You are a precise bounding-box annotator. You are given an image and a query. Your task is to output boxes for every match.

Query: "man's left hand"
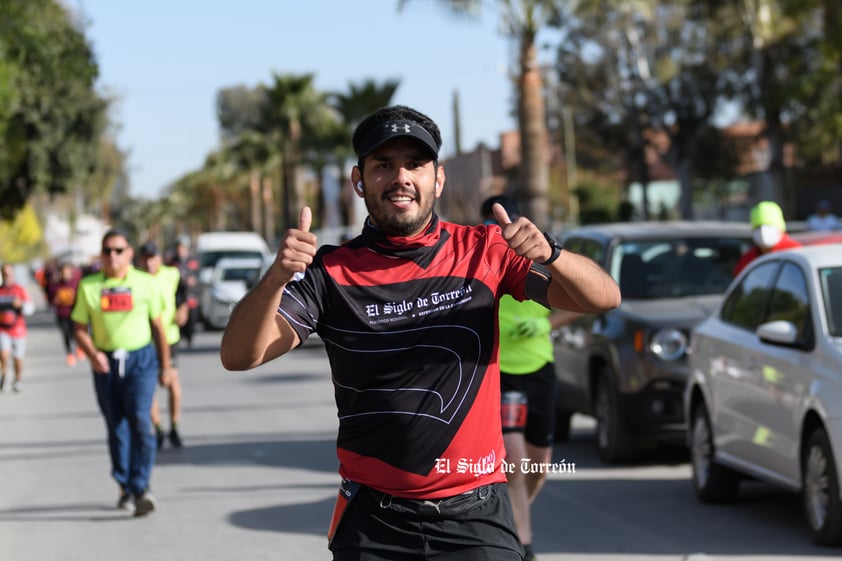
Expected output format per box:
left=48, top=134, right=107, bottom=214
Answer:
left=492, top=203, right=552, bottom=264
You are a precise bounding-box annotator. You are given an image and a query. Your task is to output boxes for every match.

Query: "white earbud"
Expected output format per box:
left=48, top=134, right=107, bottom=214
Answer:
left=355, top=181, right=364, bottom=192
left=435, top=182, right=440, bottom=190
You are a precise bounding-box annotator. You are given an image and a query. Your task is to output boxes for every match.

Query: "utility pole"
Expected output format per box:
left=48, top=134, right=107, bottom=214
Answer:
left=452, top=90, right=462, bottom=156
left=563, top=107, right=579, bottom=227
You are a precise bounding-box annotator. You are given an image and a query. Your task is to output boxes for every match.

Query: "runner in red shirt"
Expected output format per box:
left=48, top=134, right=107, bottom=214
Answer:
left=46, top=262, right=84, bottom=366
left=0, top=263, right=35, bottom=392
left=221, top=105, right=621, bottom=561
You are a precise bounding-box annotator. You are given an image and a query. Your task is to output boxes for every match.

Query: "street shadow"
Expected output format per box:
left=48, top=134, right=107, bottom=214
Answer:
left=154, top=434, right=339, bottom=475
left=531, top=475, right=828, bottom=557
left=247, top=372, right=324, bottom=384
left=228, top=495, right=334, bottom=535
left=25, top=312, right=60, bottom=329
left=176, top=343, right=221, bottom=355
left=0, top=436, right=107, bottom=461
left=0, top=407, right=101, bottom=422
left=177, top=398, right=334, bottom=416
left=177, top=348, right=327, bottom=375
left=0, top=502, right=141, bottom=522
left=525, top=437, right=831, bottom=557
left=554, top=423, right=690, bottom=469
left=156, top=435, right=339, bottom=536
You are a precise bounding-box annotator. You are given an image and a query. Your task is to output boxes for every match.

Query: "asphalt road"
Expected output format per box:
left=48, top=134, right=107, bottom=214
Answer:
left=1, top=312, right=839, bottom=560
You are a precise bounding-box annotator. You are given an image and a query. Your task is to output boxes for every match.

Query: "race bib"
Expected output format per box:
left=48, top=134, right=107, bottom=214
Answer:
left=100, top=287, right=133, bottom=312
left=0, top=309, right=16, bottom=328
left=54, top=286, right=76, bottom=306
left=501, top=391, right=528, bottom=430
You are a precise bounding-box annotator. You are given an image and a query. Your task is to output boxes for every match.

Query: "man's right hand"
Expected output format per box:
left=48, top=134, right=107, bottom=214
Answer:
left=274, top=207, right=317, bottom=285
left=91, top=351, right=110, bottom=375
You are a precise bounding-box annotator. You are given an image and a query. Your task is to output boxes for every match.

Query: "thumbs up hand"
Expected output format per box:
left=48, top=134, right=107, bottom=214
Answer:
left=274, top=206, right=318, bottom=284
left=492, top=203, right=553, bottom=264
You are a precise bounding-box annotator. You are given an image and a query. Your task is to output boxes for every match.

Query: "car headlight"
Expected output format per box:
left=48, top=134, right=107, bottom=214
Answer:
left=649, top=328, right=688, bottom=361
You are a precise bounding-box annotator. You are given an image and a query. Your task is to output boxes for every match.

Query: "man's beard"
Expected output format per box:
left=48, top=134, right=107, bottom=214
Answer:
left=364, top=191, right=435, bottom=237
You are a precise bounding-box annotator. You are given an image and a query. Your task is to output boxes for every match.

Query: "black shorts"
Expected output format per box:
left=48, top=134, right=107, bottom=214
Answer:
left=500, top=362, right=557, bottom=447
left=330, top=483, right=523, bottom=561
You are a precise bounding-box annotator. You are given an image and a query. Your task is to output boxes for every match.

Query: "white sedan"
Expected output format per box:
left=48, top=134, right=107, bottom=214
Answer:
left=199, top=257, right=264, bottom=330
left=685, top=244, right=842, bottom=546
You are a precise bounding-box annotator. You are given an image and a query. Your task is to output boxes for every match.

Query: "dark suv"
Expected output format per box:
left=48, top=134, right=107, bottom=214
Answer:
left=553, top=221, right=752, bottom=462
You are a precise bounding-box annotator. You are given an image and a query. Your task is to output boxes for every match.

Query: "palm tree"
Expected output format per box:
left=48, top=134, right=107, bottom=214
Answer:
left=224, top=130, right=277, bottom=234
left=398, top=0, right=561, bottom=229
left=177, top=151, right=240, bottom=232
left=85, top=135, right=126, bottom=224
left=331, top=79, right=401, bottom=128
left=215, top=84, right=282, bottom=241
left=260, top=73, right=334, bottom=231
left=330, top=79, right=401, bottom=227
left=301, top=117, right=348, bottom=231
left=159, top=180, right=204, bottom=240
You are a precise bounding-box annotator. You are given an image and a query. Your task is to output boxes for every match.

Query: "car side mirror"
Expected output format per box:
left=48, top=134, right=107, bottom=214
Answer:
left=756, top=320, right=798, bottom=346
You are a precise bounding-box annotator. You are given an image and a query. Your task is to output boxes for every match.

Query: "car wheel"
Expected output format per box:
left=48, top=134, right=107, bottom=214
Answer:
left=802, top=427, right=842, bottom=546
left=594, top=369, right=632, bottom=463
left=554, top=408, right=572, bottom=443
left=690, top=403, right=739, bottom=502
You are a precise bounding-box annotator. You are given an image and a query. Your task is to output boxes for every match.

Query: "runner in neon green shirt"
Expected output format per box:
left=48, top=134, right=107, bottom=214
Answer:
left=72, top=267, right=163, bottom=351
left=483, top=196, right=581, bottom=561
left=498, top=295, right=554, bottom=374
left=71, top=229, right=173, bottom=517
left=138, top=241, right=186, bottom=450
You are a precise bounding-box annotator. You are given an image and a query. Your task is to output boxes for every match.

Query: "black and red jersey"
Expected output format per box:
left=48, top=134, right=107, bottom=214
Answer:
left=278, top=215, right=550, bottom=499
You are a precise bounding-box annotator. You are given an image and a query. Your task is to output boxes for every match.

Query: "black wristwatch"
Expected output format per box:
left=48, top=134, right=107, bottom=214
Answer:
left=540, top=232, right=563, bottom=266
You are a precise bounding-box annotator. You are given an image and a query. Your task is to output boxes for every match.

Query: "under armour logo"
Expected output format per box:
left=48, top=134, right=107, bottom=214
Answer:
left=390, top=123, right=411, bottom=133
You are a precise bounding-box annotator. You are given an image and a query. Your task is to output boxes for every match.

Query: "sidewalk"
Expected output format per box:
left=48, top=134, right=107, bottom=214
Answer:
left=0, top=312, right=340, bottom=561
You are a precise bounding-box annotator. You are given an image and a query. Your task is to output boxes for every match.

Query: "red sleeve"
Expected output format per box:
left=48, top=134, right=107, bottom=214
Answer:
left=776, top=235, right=802, bottom=250
left=733, top=247, right=759, bottom=277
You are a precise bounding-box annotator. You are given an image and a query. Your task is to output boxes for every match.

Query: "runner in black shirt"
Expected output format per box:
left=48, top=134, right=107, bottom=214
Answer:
left=221, top=105, right=620, bottom=561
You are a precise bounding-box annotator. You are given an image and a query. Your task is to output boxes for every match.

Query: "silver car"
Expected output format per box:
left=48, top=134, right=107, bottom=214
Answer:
left=199, top=257, right=264, bottom=329
left=685, top=244, right=842, bottom=546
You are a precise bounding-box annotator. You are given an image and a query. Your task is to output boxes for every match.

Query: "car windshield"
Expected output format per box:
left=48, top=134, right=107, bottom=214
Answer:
left=221, top=267, right=260, bottom=288
left=200, top=250, right=264, bottom=268
left=612, top=237, right=748, bottom=299
left=820, top=266, right=842, bottom=338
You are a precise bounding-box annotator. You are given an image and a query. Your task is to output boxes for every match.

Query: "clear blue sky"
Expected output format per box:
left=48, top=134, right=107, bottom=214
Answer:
left=71, top=0, right=526, bottom=199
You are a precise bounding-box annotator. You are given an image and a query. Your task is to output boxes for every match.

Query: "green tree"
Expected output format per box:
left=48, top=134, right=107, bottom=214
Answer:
left=719, top=0, right=816, bottom=211
left=555, top=0, right=745, bottom=219
left=701, top=0, right=838, bottom=211
left=0, top=0, right=107, bottom=220
left=774, top=0, right=842, bottom=171
left=0, top=204, right=45, bottom=262
left=87, top=133, right=128, bottom=224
